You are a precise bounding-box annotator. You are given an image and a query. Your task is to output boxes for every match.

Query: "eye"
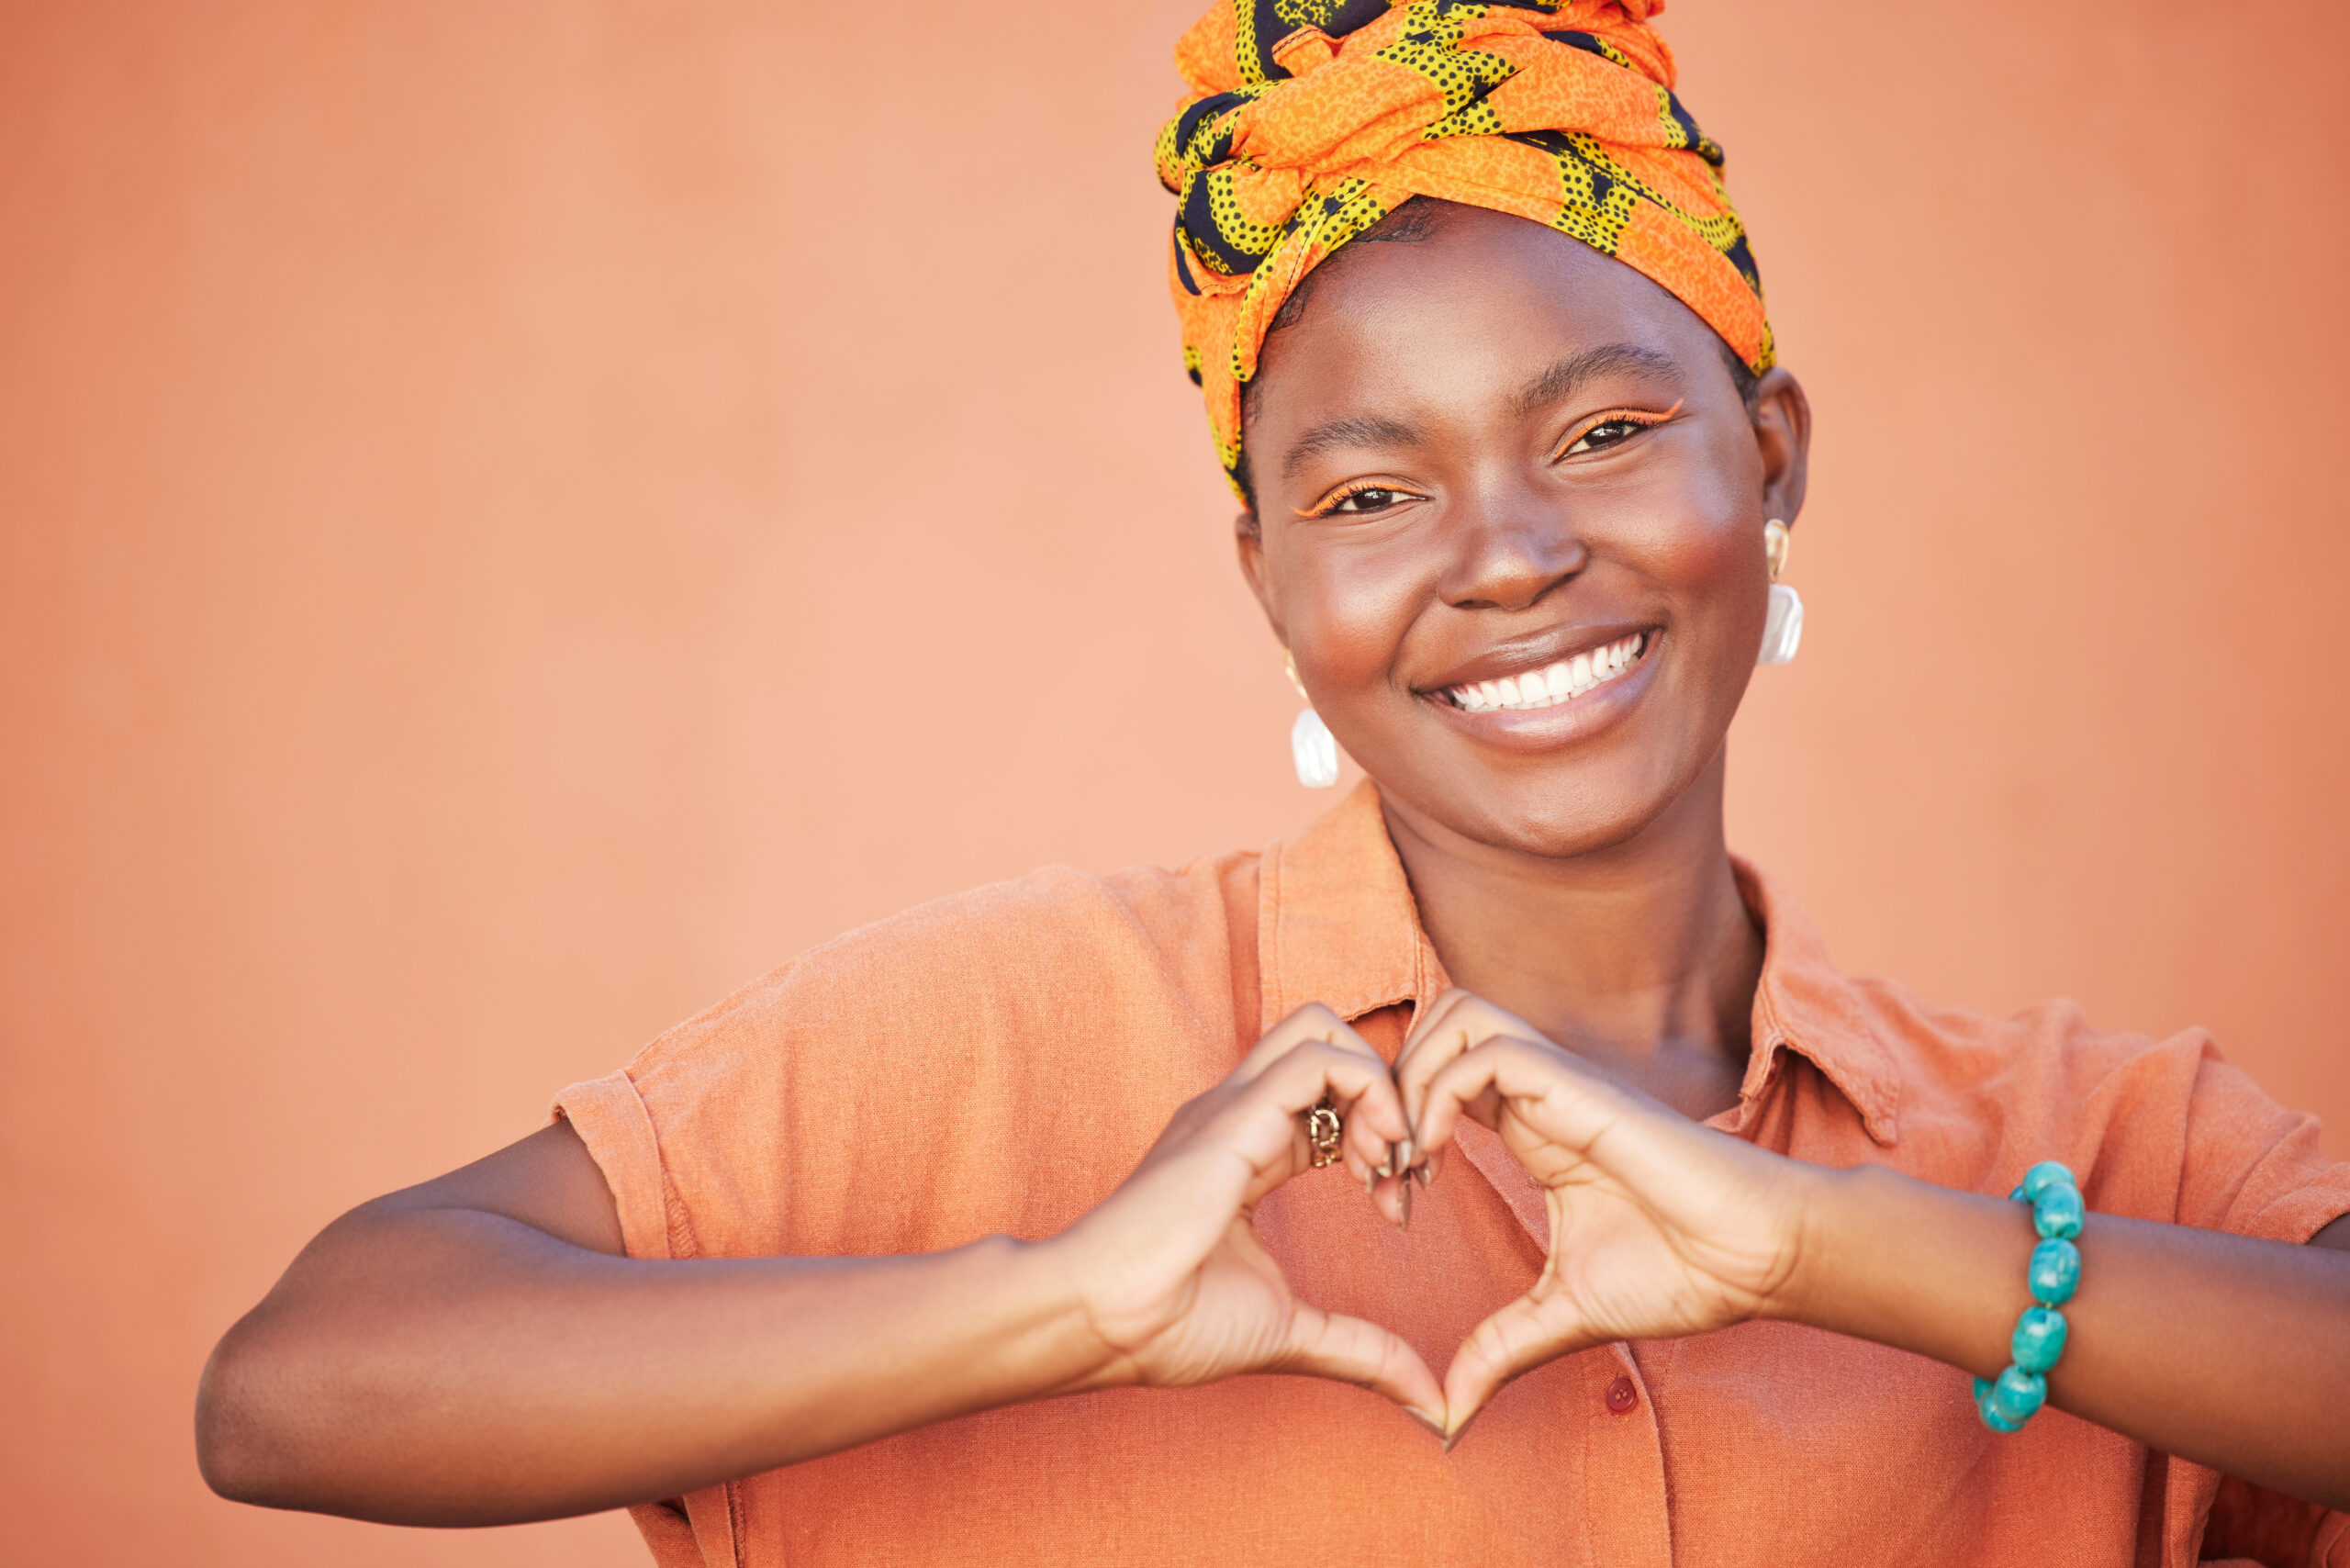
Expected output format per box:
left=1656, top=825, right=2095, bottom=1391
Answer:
left=1556, top=398, right=1684, bottom=460
left=1331, top=486, right=1405, bottom=513
left=1563, top=418, right=1647, bottom=454
left=1300, top=481, right=1423, bottom=519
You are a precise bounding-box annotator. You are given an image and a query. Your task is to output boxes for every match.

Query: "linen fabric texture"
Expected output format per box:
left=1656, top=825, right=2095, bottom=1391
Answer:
left=1158, top=0, right=1770, bottom=498
left=555, top=784, right=2350, bottom=1568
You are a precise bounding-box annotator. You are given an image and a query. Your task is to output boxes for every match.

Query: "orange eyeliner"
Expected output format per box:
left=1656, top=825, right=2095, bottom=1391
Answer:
left=1578, top=397, right=1683, bottom=438
left=1555, top=397, right=1683, bottom=458
left=1295, top=479, right=1411, bottom=519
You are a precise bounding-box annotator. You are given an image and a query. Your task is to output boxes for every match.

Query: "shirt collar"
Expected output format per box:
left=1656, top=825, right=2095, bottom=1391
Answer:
left=1257, top=780, right=1438, bottom=1030
left=1258, top=780, right=1902, bottom=1146
left=1730, top=857, right=1902, bottom=1145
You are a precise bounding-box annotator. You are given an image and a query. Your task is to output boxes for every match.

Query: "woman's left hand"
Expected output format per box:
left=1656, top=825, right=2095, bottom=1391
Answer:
left=1393, top=990, right=1820, bottom=1440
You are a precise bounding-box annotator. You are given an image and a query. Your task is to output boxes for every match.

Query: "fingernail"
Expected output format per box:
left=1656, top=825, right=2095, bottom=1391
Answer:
left=1404, top=1407, right=1444, bottom=1437
left=1364, top=1167, right=1378, bottom=1198
left=1412, top=1161, right=1433, bottom=1190
left=1378, top=1141, right=1395, bottom=1179
left=1441, top=1409, right=1482, bottom=1453
left=1399, top=1176, right=1414, bottom=1231
left=1398, top=1136, right=1416, bottom=1170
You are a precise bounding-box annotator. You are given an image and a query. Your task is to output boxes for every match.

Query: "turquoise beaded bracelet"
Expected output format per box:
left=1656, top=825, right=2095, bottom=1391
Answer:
left=1975, top=1160, right=2083, bottom=1432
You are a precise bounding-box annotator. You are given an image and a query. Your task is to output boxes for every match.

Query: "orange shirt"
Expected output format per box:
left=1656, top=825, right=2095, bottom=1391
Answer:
left=555, top=783, right=2350, bottom=1568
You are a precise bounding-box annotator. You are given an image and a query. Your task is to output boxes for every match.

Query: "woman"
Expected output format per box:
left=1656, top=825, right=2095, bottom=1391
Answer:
left=196, top=2, right=2350, bottom=1563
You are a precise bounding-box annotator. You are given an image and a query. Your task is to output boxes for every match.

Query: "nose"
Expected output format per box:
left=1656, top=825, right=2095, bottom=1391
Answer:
left=1435, top=480, right=1586, bottom=613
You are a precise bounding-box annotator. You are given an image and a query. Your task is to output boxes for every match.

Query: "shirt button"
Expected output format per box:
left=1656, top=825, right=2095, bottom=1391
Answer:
left=1605, top=1376, right=1639, bottom=1414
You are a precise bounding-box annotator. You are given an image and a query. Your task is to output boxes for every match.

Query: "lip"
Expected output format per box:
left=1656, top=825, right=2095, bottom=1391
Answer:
left=1416, top=623, right=1663, bottom=750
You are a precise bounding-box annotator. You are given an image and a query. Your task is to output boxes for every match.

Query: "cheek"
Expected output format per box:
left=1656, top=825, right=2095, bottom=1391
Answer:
left=1653, top=515, right=1759, bottom=614
left=1638, top=440, right=1767, bottom=646
left=1268, top=532, right=1433, bottom=694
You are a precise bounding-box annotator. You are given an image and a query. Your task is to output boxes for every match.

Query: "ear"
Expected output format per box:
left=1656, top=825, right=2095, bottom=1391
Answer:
left=1234, top=510, right=1290, bottom=646
left=1751, top=367, right=1812, bottom=529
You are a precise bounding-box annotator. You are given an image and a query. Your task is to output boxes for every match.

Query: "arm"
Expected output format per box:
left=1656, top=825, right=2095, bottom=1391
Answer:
left=1392, top=991, right=2350, bottom=1510
left=1790, top=1166, right=2350, bottom=1507
left=196, top=1007, right=1440, bottom=1527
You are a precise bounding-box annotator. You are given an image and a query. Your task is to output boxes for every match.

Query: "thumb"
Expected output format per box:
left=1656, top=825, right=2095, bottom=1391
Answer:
left=1439, top=1293, right=1605, bottom=1450
left=1272, top=1302, right=1447, bottom=1433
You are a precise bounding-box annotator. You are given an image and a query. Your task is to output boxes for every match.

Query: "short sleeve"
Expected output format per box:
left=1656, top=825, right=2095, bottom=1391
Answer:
left=2168, top=1041, right=2350, bottom=1243
left=552, top=1068, right=677, bottom=1261
left=2132, top=1036, right=2350, bottom=1566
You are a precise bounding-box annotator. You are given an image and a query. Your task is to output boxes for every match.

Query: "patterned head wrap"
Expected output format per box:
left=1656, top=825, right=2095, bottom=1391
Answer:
left=1158, top=0, right=1770, bottom=500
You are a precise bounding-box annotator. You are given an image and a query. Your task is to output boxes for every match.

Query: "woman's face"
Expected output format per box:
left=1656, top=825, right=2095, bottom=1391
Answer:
left=1238, top=203, right=1810, bottom=860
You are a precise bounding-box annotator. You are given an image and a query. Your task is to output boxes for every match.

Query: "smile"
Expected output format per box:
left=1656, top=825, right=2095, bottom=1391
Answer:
left=1440, top=632, right=1651, bottom=713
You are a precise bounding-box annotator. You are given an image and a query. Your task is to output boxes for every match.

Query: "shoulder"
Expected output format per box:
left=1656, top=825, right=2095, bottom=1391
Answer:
left=638, top=847, right=1260, bottom=1083
left=1852, top=978, right=2210, bottom=1109
left=1849, top=977, right=2350, bottom=1240
left=557, top=847, right=1266, bottom=1258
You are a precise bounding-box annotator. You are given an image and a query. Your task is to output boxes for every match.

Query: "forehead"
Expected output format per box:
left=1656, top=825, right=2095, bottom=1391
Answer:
left=1248, top=205, right=1718, bottom=442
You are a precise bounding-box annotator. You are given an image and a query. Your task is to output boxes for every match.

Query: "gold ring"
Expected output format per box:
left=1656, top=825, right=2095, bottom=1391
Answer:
left=1304, top=1095, right=1343, bottom=1168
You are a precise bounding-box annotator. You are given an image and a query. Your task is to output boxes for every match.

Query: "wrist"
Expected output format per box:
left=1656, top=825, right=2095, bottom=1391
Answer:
left=929, top=1233, right=1137, bottom=1404
left=1760, top=1162, right=2034, bottom=1380
left=1020, top=1227, right=1149, bottom=1396
left=1756, top=1159, right=1852, bottom=1327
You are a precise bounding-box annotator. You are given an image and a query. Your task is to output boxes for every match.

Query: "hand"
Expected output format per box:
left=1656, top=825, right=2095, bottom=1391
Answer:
left=1393, top=991, right=1818, bottom=1440
left=1046, top=1003, right=1445, bottom=1424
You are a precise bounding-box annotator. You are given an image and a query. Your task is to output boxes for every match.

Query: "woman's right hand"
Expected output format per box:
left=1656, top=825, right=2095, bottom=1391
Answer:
left=1045, top=1003, right=1445, bottom=1424
left=196, top=1002, right=1443, bottom=1526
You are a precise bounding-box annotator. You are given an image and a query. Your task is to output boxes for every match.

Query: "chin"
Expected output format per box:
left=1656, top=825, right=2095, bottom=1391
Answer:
left=1384, top=756, right=1694, bottom=862
left=1488, top=794, right=1671, bottom=859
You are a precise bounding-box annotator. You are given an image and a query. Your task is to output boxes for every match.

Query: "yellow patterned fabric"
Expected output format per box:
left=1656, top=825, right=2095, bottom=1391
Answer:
left=1158, top=0, right=1770, bottom=499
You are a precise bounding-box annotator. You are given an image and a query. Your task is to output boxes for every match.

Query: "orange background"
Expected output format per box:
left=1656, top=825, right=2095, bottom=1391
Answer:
left=5, top=1, right=2345, bottom=1561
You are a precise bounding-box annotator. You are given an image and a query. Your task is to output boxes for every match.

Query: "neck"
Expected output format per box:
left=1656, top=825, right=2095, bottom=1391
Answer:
left=1379, top=747, right=1763, bottom=1122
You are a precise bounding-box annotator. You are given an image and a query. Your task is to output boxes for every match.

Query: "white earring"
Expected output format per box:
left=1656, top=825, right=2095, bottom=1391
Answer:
left=1759, top=584, right=1804, bottom=665
left=1292, top=710, right=1340, bottom=788
left=1284, top=652, right=1340, bottom=788
left=1757, top=519, right=1804, bottom=666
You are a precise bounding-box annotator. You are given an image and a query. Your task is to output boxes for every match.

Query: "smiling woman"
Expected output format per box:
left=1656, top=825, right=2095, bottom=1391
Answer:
left=194, top=3, right=2350, bottom=1566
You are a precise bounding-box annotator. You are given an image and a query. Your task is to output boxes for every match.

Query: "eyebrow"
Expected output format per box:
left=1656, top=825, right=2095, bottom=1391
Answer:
left=1513, top=343, right=1679, bottom=416
left=1281, top=413, right=1424, bottom=479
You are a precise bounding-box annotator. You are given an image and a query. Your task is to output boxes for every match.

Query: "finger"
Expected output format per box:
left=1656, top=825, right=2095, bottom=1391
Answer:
left=1233, top=1002, right=1390, bottom=1085
left=1395, top=1008, right=1479, bottom=1141
left=1393, top=991, right=1476, bottom=1167
left=1272, top=1300, right=1446, bottom=1428
left=1394, top=987, right=1474, bottom=1076
left=1244, top=1034, right=1399, bottom=1159
left=1233, top=1040, right=1413, bottom=1188
left=1396, top=990, right=1520, bottom=1111
left=1395, top=993, right=1549, bottom=1152
left=1412, top=1034, right=1603, bottom=1162
left=1232, top=1008, right=1386, bottom=1155
left=1440, top=1291, right=1605, bottom=1446
left=1281, top=1041, right=1413, bottom=1167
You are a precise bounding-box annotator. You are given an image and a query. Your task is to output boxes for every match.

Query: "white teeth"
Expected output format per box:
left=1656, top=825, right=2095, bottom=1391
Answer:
left=1444, top=633, right=1648, bottom=712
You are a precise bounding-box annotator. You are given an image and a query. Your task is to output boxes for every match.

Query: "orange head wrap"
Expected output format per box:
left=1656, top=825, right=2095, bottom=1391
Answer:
left=1157, top=0, right=1771, bottom=502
